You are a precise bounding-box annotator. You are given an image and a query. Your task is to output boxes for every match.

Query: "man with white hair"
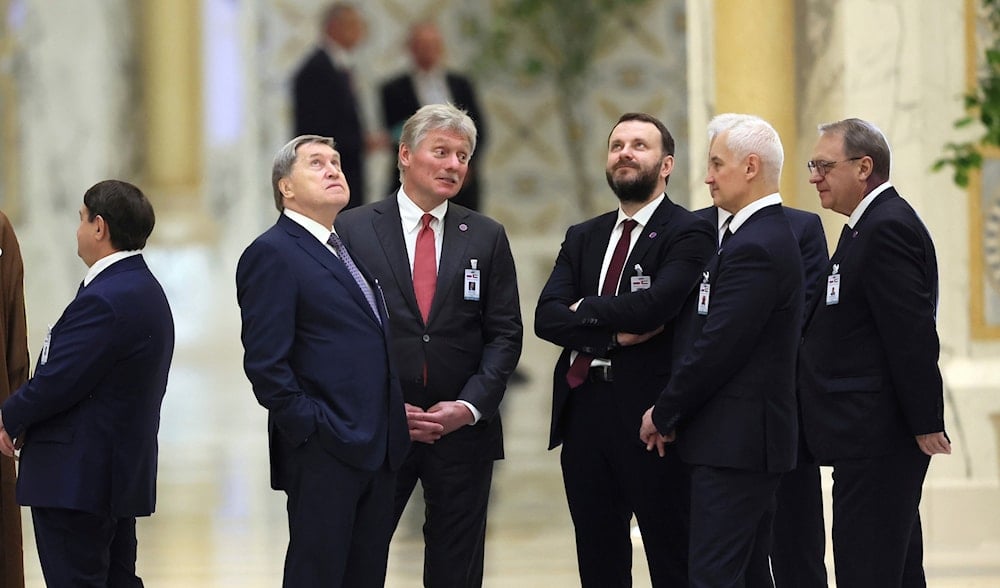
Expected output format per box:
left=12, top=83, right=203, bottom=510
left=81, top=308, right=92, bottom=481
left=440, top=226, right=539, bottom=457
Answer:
left=640, top=113, right=804, bottom=587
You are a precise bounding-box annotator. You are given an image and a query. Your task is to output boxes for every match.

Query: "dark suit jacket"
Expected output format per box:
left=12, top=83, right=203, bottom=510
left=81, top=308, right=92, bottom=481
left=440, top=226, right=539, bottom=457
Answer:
left=237, top=215, right=409, bottom=487
left=799, top=187, right=943, bottom=463
left=1, top=255, right=174, bottom=517
left=335, top=199, right=521, bottom=462
left=380, top=72, right=487, bottom=210
left=696, top=205, right=828, bottom=315
left=654, top=204, right=803, bottom=473
left=535, top=196, right=716, bottom=449
left=292, top=47, right=366, bottom=207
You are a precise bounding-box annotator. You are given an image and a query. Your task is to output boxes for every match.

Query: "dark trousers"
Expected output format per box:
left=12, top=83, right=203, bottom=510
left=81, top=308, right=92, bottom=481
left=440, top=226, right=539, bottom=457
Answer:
left=560, top=380, right=689, bottom=588
left=392, top=440, right=495, bottom=588
left=831, top=446, right=930, bottom=588
left=31, top=507, right=142, bottom=588
left=746, top=462, right=828, bottom=588
left=282, top=439, right=396, bottom=588
left=771, top=463, right=828, bottom=587
left=689, top=465, right=782, bottom=588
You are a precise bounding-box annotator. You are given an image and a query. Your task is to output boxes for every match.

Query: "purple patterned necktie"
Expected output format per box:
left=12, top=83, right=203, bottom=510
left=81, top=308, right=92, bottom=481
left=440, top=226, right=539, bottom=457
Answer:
left=328, top=232, right=381, bottom=323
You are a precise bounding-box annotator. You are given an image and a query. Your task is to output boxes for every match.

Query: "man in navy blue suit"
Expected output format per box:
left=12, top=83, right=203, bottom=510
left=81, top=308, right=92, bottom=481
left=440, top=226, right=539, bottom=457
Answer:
left=799, top=118, right=950, bottom=588
left=237, top=135, right=409, bottom=588
left=0, top=179, right=174, bottom=587
left=536, top=112, right=716, bottom=587
left=640, top=113, right=803, bottom=587
left=694, top=203, right=829, bottom=588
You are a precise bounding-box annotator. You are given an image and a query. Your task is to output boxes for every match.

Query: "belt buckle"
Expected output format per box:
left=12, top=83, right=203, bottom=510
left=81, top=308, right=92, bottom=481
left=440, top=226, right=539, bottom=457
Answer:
left=591, top=364, right=613, bottom=383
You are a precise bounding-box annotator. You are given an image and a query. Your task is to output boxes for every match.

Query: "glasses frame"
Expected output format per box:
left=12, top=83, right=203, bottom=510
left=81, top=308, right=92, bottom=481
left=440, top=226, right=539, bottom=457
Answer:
left=806, top=156, right=863, bottom=177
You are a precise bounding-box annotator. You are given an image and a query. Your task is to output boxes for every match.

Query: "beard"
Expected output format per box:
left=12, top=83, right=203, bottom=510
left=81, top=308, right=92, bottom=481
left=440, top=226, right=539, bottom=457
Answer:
left=605, top=162, right=661, bottom=204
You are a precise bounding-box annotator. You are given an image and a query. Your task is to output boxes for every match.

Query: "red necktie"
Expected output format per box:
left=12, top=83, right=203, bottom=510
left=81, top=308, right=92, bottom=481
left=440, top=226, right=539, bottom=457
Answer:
left=566, top=219, right=638, bottom=388
left=413, top=213, right=436, bottom=323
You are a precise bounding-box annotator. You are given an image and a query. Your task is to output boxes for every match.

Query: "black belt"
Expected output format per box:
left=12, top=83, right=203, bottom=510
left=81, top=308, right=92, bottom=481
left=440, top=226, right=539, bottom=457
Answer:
left=588, top=364, right=614, bottom=383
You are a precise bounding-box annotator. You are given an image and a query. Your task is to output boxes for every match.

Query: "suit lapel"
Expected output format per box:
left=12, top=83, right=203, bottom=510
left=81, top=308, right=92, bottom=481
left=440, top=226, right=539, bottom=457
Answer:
left=280, top=216, right=381, bottom=327
left=583, top=213, right=617, bottom=296
left=371, top=200, right=424, bottom=321
left=621, top=198, right=676, bottom=291
left=435, top=205, right=473, bottom=322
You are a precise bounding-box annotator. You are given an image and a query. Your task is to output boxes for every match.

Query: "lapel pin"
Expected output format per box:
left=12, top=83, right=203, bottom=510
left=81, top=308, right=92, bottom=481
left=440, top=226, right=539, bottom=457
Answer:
left=648, top=231, right=657, bottom=239
left=459, top=223, right=468, bottom=232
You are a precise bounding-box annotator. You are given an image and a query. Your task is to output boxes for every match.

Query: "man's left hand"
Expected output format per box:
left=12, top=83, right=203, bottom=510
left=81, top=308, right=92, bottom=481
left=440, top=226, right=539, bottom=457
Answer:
left=425, top=401, right=475, bottom=436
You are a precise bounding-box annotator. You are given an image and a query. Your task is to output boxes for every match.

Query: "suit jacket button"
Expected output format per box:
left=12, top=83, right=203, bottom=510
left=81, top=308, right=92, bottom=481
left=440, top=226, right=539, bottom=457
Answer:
left=422, top=334, right=430, bottom=342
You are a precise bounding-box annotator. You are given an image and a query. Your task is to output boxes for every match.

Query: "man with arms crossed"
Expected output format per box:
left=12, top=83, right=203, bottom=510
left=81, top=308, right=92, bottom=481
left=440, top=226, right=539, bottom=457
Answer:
left=0, top=180, right=173, bottom=587
left=237, top=135, right=409, bottom=587
left=640, top=113, right=803, bottom=588
left=536, top=112, right=715, bottom=587
left=337, top=103, right=522, bottom=588
left=799, top=118, right=950, bottom=588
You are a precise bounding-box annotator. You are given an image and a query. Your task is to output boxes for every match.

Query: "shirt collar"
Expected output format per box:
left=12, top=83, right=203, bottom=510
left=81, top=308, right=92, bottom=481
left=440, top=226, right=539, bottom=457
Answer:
left=729, top=192, right=783, bottom=234
left=284, top=208, right=334, bottom=244
left=848, top=181, right=892, bottom=228
left=615, top=193, right=665, bottom=229
left=323, top=40, right=353, bottom=70
left=397, top=188, right=448, bottom=234
left=84, top=250, right=142, bottom=287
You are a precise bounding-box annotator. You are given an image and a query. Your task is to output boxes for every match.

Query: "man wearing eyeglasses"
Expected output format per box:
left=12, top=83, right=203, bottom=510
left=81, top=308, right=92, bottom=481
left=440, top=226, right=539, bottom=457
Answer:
left=799, top=118, right=950, bottom=588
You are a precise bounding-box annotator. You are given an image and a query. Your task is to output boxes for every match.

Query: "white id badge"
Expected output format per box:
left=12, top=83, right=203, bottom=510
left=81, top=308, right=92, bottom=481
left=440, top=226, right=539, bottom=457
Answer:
left=826, top=264, right=841, bottom=306
left=40, top=325, right=52, bottom=365
left=464, top=259, right=481, bottom=301
left=630, top=275, right=651, bottom=292
left=697, top=272, right=711, bottom=315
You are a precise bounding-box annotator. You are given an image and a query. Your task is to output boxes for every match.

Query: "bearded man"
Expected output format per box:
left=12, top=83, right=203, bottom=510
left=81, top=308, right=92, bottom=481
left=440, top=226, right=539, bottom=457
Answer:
left=535, top=112, right=716, bottom=587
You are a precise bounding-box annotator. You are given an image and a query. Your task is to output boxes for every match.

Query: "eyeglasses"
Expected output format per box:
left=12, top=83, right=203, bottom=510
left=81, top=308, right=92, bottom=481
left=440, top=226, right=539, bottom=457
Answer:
left=806, top=156, right=863, bottom=177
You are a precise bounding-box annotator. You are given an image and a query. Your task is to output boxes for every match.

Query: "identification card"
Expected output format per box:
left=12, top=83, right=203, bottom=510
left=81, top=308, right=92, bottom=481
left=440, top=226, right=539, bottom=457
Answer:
left=630, top=276, right=651, bottom=292
left=40, top=325, right=52, bottom=365
left=826, top=264, right=841, bottom=306
left=697, top=271, right=711, bottom=315
left=464, top=259, right=481, bottom=301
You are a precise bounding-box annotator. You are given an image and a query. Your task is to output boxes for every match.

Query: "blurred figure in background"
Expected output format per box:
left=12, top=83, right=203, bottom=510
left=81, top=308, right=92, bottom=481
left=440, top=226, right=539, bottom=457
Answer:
left=380, top=21, right=488, bottom=211
left=293, top=2, right=373, bottom=209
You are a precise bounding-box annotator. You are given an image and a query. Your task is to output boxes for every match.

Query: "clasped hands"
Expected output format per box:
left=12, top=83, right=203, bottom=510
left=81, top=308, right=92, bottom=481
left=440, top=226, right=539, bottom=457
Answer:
left=639, top=407, right=675, bottom=457
left=406, top=401, right=474, bottom=444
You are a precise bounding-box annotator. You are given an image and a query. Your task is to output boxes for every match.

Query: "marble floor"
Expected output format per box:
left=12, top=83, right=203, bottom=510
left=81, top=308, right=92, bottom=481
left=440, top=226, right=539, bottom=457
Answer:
left=14, top=239, right=1000, bottom=587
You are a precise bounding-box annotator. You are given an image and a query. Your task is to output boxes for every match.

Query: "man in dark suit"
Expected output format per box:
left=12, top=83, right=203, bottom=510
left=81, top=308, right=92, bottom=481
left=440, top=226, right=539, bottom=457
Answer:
left=336, top=103, right=521, bottom=588
left=536, top=112, right=716, bottom=587
left=0, top=180, right=174, bottom=587
left=695, top=203, right=830, bottom=588
left=799, top=118, right=950, bottom=588
left=380, top=21, right=487, bottom=211
left=640, top=113, right=803, bottom=587
left=292, top=2, right=369, bottom=209
left=237, top=135, right=410, bottom=587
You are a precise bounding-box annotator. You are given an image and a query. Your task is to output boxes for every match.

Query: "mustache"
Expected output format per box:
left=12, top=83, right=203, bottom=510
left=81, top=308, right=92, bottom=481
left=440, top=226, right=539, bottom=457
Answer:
left=613, top=161, right=640, bottom=171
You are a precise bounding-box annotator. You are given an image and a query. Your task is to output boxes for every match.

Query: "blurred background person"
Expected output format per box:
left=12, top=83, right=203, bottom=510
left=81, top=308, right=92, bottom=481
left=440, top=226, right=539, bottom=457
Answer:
left=380, top=21, right=488, bottom=212
left=292, top=2, right=373, bottom=209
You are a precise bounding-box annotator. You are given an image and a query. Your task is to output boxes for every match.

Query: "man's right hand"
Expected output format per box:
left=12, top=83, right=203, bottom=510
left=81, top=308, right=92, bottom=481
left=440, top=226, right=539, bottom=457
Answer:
left=405, top=403, right=445, bottom=444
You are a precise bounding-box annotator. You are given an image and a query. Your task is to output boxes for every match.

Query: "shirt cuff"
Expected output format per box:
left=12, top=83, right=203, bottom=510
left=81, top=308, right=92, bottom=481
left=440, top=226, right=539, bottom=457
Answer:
left=456, top=400, right=481, bottom=425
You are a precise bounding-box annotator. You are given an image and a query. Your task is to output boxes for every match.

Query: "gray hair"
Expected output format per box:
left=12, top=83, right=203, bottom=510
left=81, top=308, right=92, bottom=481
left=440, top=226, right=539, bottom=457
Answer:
left=707, top=113, right=784, bottom=186
left=398, top=103, right=477, bottom=180
left=271, top=135, right=335, bottom=212
left=817, top=118, right=891, bottom=182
